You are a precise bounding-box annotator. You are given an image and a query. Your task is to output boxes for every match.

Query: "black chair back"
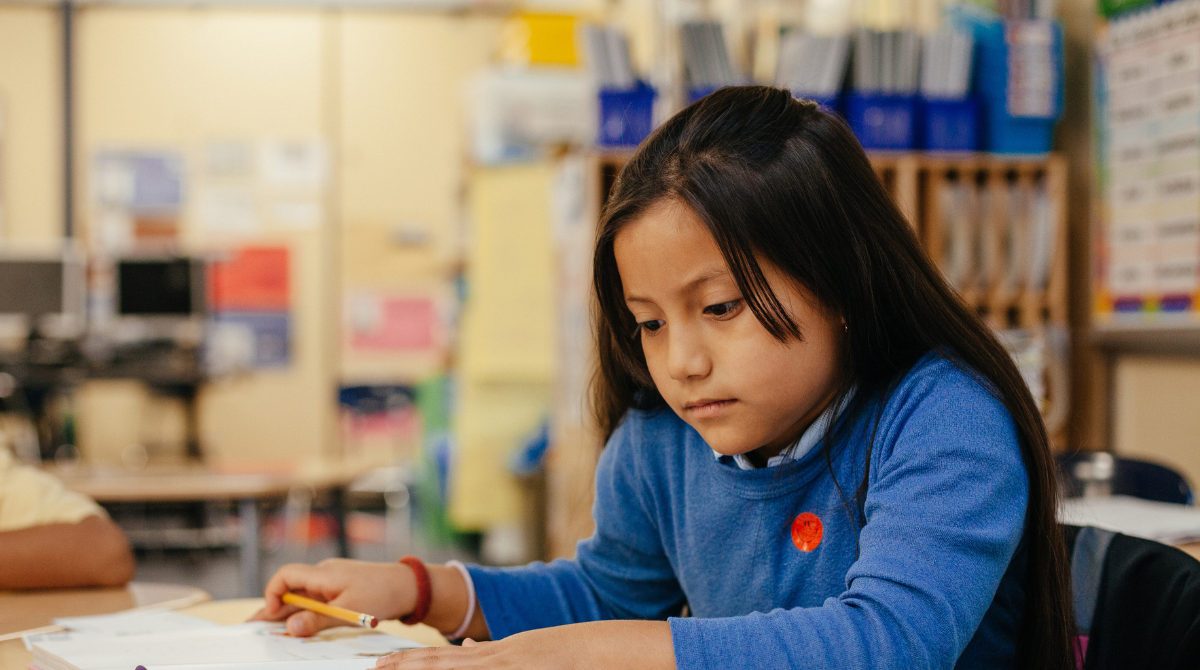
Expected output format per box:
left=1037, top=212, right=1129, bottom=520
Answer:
left=1063, top=524, right=1200, bottom=670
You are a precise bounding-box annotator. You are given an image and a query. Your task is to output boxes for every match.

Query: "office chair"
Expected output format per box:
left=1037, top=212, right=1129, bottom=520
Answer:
left=1057, top=452, right=1193, bottom=505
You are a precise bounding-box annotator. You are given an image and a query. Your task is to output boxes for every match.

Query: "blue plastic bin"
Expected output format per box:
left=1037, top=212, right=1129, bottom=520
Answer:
left=920, top=97, right=980, bottom=151
left=848, top=94, right=917, bottom=150
left=598, top=81, right=657, bottom=148
left=954, top=13, right=1063, bottom=154
left=687, top=85, right=724, bottom=104
left=982, top=106, right=1056, bottom=154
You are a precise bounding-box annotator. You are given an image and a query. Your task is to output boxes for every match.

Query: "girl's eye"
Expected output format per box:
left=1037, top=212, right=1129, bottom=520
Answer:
left=703, top=299, right=743, bottom=318
left=633, top=319, right=665, bottom=338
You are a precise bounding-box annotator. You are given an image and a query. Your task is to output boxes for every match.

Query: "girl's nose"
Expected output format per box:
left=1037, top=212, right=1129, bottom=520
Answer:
left=665, top=326, right=711, bottom=381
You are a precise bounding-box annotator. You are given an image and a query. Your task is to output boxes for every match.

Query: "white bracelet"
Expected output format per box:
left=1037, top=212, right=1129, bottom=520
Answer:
left=445, top=560, right=477, bottom=640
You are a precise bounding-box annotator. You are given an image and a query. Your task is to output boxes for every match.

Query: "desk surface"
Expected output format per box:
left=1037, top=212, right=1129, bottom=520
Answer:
left=0, top=583, right=209, bottom=669
left=0, top=591, right=445, bottom=669
left=0, top=582, right=209, bottom=638
left=58, top=470, right=295, bottom=503
left=48, top=460, right=390, bottom=503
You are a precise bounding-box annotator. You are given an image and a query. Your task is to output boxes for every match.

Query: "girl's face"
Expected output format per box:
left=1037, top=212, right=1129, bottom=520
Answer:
left=614, top=199, right=845, bottom=462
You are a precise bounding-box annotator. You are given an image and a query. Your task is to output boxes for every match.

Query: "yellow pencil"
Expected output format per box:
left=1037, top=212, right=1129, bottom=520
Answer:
left=282, top=592, right=379, bottom=628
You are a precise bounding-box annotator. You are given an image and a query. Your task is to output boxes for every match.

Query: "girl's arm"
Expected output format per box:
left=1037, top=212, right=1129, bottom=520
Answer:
left=375, top=620, right=675, bottom=670
left=256, top=416, right=683, bottom=649
left=255, top=559, right=679, bottom=670
left=0, top=515, right=135, bottom=589
left=254, top=558, right=489, bottom=640
left=382, top=376, right=1026, bottom=670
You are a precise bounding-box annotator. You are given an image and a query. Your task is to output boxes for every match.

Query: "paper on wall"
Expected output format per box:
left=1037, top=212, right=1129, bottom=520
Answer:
left=199, top=187, right=259, bottom=235
left=272, top=200, right=322, bottom=229
left=205, top=141, right=256, bottom=180
left=261, top=140, right=328, bottom=191
left=460, top=164, right=556, bottom=383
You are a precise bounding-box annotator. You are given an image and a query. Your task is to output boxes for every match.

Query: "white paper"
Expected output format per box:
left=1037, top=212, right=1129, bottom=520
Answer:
left=53, top=610, right=218, bottom=636
left=199, top=188, right=258, bottom=234
left=25, top=610, right=218, bottom=651
left=33, top=622, right=423, bottom=670
left=206, top=141, right=255, bottom=179
left=271, top=200, right=321, bottom=229
left=1058, top=495, right=1200, bottom=545
left=261, top=140, right=327, bottom=190
left=148, top=662, right=376, bottom=670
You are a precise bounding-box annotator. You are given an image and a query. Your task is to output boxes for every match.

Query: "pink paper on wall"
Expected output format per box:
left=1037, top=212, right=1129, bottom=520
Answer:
left=347, top=295, right=437, bottom=351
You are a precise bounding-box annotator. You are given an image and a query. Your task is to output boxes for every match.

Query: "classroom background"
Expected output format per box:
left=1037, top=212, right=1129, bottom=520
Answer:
left=0, top=0, right=1196, bottom=601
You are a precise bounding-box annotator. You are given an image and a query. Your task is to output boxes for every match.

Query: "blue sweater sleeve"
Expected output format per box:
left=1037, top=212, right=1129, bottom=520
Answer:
left=669, top=377, right=1029, bottom=670
left=468, top=417, right=686, bottom=639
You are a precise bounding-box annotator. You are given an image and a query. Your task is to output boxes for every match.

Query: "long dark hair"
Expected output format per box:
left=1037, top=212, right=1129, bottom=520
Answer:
left=590, top=86, right=1073, bottom=669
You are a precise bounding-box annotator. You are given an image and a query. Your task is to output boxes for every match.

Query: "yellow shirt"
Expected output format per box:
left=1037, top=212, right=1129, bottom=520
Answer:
left=0, top=448, right=105, bottom=532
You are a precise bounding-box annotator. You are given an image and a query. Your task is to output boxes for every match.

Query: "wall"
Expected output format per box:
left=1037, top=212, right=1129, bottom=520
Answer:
left=337, top=12, right=500, bottom=384
left=0, top=5, right=60, bottom=244
left=0, top=4, right=501, bottom=469
left=1114, top=356, right=1200, bottom=486
left=76, top=7, right=337, bottom=467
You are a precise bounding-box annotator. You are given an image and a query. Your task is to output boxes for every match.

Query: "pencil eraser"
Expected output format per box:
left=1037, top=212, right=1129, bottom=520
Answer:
left=370, top=618, right=379, bottom=628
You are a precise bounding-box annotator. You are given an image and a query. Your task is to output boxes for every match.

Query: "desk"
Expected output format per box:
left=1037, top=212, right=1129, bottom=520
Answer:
left=0, top=583, right=209, bottom=668
left=51, top=466, right=373, bottom=597
left=55, top=469, right=297, bottom=597
left=0, top=592, right=445, bottom=670
left=1180, top=542, right=1200, bottom=561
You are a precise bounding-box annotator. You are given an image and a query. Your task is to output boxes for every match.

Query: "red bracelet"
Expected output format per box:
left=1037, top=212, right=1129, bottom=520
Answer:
left=399, top=555, right=432, bottom=626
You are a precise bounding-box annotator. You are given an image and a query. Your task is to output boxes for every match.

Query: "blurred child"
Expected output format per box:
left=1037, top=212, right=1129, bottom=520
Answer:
left=0, top=447, right=134, bottom=589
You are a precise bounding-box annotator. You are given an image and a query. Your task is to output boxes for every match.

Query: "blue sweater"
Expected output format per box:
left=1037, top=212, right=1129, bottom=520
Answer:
left=467, top=353, right=1029, bottom=669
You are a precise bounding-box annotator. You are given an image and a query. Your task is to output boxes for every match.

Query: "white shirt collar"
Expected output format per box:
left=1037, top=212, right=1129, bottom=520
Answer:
left=712, top=388, right=854, bottom=470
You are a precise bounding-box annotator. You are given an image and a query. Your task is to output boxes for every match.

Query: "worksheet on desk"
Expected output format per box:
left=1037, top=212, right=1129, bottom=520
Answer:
left=24, top=610, right=219, bottom=650
left=52, top=610, right=219, bottom=636
left=33, top=622, right=424, bottom=670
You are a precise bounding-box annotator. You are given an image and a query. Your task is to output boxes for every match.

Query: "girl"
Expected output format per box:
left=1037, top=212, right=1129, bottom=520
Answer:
left=255, top=86, right=1074, bottom=670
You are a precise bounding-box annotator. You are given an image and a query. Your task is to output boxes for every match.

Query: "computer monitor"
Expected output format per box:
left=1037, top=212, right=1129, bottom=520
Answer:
left=0, top=250, right=86, bottom=338
left=0, top=260, right=65, bottom=315
left=116, top=258, right=205, bottom=317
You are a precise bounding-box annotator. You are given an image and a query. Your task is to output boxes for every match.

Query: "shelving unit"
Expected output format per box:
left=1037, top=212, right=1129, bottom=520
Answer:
left=547, top=150, right=1070, bottom=560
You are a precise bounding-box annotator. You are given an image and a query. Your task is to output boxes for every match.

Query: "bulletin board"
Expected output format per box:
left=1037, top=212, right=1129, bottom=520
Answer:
left=1093, top=0, right=1200, bottom=335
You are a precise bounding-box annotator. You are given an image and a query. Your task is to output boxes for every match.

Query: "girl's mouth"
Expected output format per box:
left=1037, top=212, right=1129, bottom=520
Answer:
left=684, top=399, right=736, bottom=419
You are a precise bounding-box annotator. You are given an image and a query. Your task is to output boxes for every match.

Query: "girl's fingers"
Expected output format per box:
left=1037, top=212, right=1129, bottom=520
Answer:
left=247, top=604, right=302, bottom=622
left=375, top=646, right=487, bottom=669
left=262, top=563, right=329, bottom=610
left=284, top=609, right=345, bottom=637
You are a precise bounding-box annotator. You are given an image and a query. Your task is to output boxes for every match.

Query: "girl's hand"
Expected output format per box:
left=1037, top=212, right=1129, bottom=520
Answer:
left=374, top=621, right=675, bottom=670
left=250, top=558, right=416, bottom=636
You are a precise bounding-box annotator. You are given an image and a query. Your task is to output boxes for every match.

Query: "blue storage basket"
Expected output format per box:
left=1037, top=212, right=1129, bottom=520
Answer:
left=982, top=107, right=1057, bottom=154
left=598, top=81, right=657, bottom=148
left=687, top=85, right=724, bottom=104
left=848, top=94, right=917, bottom=150
left=920, top=97, right=981, bottom=151
left=956, top=14, right=1064, bottom=153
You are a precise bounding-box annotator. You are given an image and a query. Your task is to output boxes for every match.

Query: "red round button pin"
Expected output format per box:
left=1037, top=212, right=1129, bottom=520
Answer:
left=791, top=512, right=823, bottom=552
